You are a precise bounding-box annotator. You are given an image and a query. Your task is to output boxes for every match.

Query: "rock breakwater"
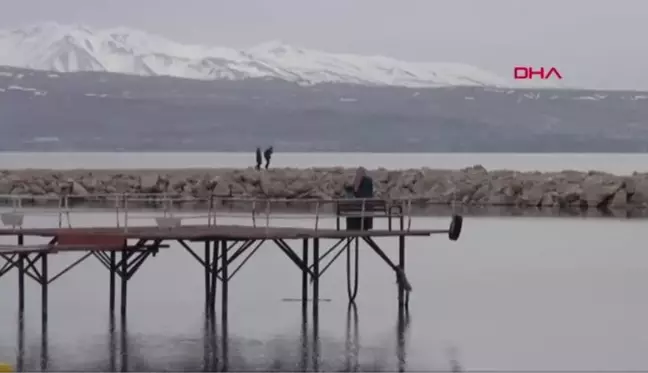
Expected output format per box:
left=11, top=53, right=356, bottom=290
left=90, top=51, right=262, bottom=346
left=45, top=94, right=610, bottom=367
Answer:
left=0, top=165, right=647, bottom=209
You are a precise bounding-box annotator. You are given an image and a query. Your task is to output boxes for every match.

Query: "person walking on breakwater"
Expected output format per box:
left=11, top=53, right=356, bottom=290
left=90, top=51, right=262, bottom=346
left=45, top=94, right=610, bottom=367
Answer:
left=255, top=147, right=262, bottom=170
left=263, top=146, right=274, bottom=170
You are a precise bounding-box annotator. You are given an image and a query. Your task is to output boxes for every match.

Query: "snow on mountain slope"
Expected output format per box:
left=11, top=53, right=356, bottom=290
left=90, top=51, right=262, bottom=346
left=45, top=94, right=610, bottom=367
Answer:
left=0, top=22, right=514, bottom=88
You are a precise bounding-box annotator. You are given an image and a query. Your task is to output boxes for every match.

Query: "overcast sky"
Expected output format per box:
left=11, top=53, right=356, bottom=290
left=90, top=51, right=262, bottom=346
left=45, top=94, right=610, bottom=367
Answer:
left=2, top=0, right=647, bottom=91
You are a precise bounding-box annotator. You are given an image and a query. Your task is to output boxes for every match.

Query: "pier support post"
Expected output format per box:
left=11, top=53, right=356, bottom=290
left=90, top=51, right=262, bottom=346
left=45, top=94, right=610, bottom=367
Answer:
left=109, top=311, right=117, bottom=372
left=109, top=251, right=116, bottom=314
left=17, top=235, right=24, bottom=318
left=40, top=253, right=48, bottom=372
left=120, top=317, right=129, bottom=372
left=120, top=249, right=130, bottom=372
left=301, top=238, right=309, bottom=315
left=220, top=239, right=229, bottom=372
left=16, top=305, right=24, bottom=373
left=17, top=234, right=25, bottom=373
left=120, top=250, right=129, bottom=322
left=202, top=312, right=218, bottom=372
left=204, top=241, right=211, bottom=314
left=397, top=234, right=407, bottom=311
left=210, top=241, right=219, bottom=318
left=300, top=238, right=310, bottom=372
left=312, top=237, right=320, bottom=372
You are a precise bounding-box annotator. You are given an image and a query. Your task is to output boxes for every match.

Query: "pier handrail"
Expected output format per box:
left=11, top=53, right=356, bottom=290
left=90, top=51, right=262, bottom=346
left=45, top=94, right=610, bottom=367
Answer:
left=0, top=193, right=455, bottom=232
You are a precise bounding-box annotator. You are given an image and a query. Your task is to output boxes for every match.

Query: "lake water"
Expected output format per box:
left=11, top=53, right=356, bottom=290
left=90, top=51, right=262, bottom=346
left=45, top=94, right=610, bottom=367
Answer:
left=0, top=153, right=648, bottom=371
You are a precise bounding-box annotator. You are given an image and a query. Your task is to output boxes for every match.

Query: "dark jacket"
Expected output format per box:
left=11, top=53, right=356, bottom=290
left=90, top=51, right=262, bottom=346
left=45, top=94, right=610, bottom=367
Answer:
left=263, top=147, right=273, bottom=160
left=354, top=176, right=374, bottom=198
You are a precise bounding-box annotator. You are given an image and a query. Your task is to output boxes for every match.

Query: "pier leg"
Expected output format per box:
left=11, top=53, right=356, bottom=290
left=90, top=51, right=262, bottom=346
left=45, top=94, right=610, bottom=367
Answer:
left=300, top=238, right=309, bottom=372
left=209, top=308, right=218, bottom=372
left=109, top=312, right=117, bottom=372
left=109, top=251, right=116, bottom=315
left=120, top=250, right=130, bottom=372
left=398, top=235, right=406, bottom=311
left=210, top=241, right=219, bottom=318
left=299, top=319, right=309, bottom=372
left=16, top=310, right=24, bottom=373
left=301, top=239, right=309, bottom=315
left=210, top=240, right=219, bottom=371
left=202, top=302, right=218, bottom=373
left=120, top=250, right=130, bottom=321
left=120, top=316, right=129, bottom=372
left=17, top=238, right=25, bottom=373
left=220, top=239, right=229, bottom=372
left=202, top=314, right=209, bottom=372
left=17, top=235, right=24, bottom=318
left=312, top=238, right=320, bottom=372
left=204, top=241, right=211, bottom=314
left=40, top=253, right=49, bottom=372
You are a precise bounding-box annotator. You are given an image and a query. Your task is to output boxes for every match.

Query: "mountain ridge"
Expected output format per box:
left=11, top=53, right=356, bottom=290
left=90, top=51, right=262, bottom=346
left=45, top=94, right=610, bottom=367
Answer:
left=0, top=64, right=646, bottom=152
left=0, top=22, right=519, bottom=88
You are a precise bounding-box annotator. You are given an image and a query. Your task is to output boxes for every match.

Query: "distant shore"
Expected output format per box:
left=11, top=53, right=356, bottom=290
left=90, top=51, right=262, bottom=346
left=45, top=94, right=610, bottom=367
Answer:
left=2, top=166, right=648, bottom=212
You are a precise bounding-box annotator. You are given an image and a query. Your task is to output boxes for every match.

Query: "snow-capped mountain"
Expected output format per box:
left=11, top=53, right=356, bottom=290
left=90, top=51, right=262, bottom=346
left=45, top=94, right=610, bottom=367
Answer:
left=0, top=22, right=514, bottom=88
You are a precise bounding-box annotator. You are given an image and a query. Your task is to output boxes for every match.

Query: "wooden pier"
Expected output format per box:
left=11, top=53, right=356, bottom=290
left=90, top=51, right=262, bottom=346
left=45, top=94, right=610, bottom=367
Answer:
left=0, top=195, right=463, bottom=372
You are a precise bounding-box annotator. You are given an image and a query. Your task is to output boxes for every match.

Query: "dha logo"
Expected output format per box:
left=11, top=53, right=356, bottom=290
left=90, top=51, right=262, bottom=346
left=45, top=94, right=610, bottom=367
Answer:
left=514, top=66, right=563, bottom=80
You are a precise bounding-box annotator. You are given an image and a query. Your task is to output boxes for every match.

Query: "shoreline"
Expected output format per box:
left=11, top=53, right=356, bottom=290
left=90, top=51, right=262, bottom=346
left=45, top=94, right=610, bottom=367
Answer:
left=1, top=166, right=648, bottom=211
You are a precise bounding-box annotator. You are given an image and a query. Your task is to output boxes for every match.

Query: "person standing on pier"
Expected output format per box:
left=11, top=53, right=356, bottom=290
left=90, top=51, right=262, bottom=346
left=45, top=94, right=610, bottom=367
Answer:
left=353, top=167, right=373, bottom=198
left=263, top=146, right=274, bottom=169
left=349, top=166, right=374, bottom=230
left=255, top=147, right=262, bottom=170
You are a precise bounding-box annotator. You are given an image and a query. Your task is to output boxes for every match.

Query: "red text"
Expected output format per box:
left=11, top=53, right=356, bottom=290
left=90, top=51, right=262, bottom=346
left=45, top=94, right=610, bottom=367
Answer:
left=513, top=66, right=563, bottom=80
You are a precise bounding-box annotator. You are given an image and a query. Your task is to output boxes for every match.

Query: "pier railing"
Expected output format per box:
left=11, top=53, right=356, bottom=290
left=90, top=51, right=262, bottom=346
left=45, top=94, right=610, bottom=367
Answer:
left=0, top=193, right=448, bottom=232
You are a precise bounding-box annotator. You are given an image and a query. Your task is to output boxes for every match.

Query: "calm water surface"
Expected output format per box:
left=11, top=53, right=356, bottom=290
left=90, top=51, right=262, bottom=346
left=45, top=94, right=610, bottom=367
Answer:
left=0, top=208, right=646, bottom=371
left=0, top=152, right=647, bottom=371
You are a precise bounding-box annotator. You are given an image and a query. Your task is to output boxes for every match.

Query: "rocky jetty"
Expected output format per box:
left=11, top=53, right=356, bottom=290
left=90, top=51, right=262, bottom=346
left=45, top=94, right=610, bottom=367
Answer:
left=0, top=165, right=646, bottom=209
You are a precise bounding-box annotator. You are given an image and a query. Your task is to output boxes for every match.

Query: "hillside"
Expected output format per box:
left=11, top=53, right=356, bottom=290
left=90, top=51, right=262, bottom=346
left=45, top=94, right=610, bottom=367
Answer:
left=0, top=66, right=646, bottom=152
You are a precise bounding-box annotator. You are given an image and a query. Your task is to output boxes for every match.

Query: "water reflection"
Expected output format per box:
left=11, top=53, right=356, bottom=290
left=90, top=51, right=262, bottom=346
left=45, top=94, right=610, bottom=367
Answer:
left=345, top=302, right=359, bottom=372
left=16, top=312, right=24, bottom=372
left=396, top=305, right=409, bottom=372
left=10, top=299, right=410, bottom=372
